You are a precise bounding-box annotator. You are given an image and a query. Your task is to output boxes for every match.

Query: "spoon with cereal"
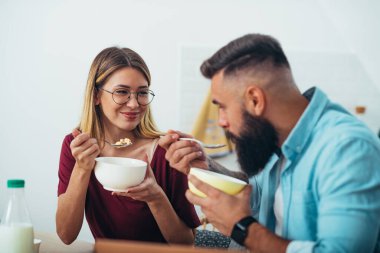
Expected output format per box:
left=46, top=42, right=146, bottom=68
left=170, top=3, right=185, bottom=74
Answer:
left=73, top=129, right=132, bottom=148
left=105, top=138, right=133, bottom=148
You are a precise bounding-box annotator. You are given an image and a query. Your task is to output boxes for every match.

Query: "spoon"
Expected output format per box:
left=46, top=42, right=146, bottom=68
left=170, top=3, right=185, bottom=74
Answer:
left=105, top=138, right=133, bottom=148
left=178, top=138, right=226, bottom=149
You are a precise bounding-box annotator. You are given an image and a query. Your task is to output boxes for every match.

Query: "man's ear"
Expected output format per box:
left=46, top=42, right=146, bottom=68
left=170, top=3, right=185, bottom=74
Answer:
left=244, top=85, right=265, bottom=116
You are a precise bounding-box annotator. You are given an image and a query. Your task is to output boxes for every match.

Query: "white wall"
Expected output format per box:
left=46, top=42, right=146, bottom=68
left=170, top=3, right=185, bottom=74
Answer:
left=1, top=0, right=379, bottom=242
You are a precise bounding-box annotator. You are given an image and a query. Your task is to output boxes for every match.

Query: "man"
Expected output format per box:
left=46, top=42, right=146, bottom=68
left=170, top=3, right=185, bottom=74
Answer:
left=159, top=34, right=380, bottom=252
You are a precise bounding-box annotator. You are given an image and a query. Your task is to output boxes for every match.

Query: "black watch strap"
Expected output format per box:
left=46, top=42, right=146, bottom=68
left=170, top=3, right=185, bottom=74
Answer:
left=230, top=216, right=257, bottom=246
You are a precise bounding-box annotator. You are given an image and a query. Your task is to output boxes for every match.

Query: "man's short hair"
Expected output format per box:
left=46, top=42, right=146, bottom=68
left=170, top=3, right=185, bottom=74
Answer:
left=200, top=34, right=290, bottom=79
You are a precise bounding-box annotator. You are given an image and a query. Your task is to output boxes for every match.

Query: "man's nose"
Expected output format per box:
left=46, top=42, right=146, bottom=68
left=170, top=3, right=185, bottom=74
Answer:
left=218, top=113, right=229, bottom=128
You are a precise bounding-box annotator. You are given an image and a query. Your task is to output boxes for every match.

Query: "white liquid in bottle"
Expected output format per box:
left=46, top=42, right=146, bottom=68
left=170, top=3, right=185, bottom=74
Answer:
left=0, top=223, right=34, bottom=253
left=0, top=180, right=34, bottom=253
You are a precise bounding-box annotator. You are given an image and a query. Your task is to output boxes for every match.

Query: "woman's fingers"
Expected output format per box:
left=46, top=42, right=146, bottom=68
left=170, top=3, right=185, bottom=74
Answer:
left=80, top=143, right=99, bottom=159
left=71, top=138, right=97, bottom=158
left=70, top=132, right=90, bottom=148
left=70, top=132, right=99, bottom=170
left=71, top=128, right=81, bottom=138
left=113, top=189, right=149, bottom=200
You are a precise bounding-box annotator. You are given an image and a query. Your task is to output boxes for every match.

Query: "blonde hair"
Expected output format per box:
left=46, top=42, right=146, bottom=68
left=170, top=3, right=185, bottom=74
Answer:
left=79, top=47, right=162, bottom=146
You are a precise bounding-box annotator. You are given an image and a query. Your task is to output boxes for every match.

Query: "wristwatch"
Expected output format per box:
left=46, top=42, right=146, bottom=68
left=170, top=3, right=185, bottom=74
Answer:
left=230, top=216, right=257, bottom=246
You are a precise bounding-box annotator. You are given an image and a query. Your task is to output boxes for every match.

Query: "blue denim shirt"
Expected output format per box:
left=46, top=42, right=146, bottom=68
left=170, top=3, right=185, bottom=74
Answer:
left=250, top=87, right=380, bottom=253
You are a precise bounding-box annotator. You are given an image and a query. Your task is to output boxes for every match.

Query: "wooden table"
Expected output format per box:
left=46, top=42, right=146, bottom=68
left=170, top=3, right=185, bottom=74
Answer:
left=35, top=231, right=93, bottom=253
left=95, top=239, right=245, bottom=253
left=35, top=232, right=244, bottom=253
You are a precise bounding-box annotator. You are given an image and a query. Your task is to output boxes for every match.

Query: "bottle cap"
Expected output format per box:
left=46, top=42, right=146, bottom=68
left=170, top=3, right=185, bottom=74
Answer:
left=7, top=179, right=25, bottom=188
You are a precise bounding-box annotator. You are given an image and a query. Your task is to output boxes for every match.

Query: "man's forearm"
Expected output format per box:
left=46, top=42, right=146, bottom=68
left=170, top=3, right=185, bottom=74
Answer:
left=207, top=157, right=249, bottom=182
left=245, top=222, right=290, bottom=253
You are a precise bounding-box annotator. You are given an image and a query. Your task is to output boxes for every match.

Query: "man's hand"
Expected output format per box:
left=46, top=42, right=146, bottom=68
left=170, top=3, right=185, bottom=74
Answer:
left=185, top=174, right=252, bottom=235
left=158, top=130, right=208, bottom=174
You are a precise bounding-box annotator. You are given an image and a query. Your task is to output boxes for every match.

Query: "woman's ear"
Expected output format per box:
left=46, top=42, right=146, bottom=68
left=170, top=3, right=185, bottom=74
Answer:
left=244, top=85, right=266, bottom=116
left=94, top=88, right=100, bottom=105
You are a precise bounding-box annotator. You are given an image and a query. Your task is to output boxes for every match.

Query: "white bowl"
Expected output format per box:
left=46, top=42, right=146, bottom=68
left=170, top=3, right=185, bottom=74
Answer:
left=94, top=157, right=147, bottom=192
left=188, top=167, right=247, bottom=198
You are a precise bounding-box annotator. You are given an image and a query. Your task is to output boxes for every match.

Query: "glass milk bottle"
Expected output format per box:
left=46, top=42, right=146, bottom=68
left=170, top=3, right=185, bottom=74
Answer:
left=0, top=179, right=34, bottom=253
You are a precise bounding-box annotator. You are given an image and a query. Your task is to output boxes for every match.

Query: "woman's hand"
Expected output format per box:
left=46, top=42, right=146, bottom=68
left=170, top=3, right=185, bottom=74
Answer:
left=113, top=157, right=163, bottom=203
left=70, top=129, right=100, bottom=171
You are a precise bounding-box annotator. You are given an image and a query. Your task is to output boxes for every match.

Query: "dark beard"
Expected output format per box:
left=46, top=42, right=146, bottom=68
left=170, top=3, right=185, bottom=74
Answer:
left=226, top=110, right=278, bottom=177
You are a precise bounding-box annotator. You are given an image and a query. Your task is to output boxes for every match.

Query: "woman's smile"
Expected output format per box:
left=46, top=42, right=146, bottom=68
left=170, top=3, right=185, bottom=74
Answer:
left=121, top=112, right=140, bottom=120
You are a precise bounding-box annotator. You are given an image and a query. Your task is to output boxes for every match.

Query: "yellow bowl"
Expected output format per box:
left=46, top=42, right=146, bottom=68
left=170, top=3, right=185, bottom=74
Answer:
left=188, top=167, right=247, bottom=198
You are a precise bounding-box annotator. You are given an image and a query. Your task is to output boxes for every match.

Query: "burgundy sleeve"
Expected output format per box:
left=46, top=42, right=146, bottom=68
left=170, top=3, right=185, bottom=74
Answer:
left=57, top=134, right=75, bottom=196
left=163, top=151, right=201, bottom=229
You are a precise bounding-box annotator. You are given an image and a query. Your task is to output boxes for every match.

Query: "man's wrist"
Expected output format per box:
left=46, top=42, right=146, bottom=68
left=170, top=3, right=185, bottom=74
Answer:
left=230, top=215, right=257, bottom=246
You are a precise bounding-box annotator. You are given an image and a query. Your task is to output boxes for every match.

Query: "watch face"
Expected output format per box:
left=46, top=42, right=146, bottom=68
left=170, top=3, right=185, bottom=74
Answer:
left=231, top=229, right=246, bottom=246
left=236, top=222, right=248, bottom=231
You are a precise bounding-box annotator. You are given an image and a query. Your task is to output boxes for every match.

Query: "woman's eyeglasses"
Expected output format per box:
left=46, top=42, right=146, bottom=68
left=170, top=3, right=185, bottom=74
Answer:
left=98, top=87, right=155, bottom=106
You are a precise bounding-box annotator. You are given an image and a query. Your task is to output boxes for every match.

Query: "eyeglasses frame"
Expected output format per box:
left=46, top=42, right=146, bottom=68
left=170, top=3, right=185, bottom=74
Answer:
left=97, top=87, right=155, bottom=106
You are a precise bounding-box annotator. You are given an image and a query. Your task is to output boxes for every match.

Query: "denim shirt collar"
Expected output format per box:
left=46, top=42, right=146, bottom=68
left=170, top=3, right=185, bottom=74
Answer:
left=281, top=87, right=329, bottom=162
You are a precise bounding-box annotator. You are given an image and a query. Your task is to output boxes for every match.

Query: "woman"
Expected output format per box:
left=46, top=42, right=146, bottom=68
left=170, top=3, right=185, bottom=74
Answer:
left=56, top=47, right=200, bottom=244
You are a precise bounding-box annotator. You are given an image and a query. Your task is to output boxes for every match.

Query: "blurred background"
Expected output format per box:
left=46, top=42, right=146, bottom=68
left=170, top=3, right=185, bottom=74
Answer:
left=1, top=0, right=379, bottom=242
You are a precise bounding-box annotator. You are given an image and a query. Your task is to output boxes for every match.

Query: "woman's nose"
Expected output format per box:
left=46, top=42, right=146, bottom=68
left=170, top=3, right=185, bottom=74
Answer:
left=125, top=95, right=139, bottom=108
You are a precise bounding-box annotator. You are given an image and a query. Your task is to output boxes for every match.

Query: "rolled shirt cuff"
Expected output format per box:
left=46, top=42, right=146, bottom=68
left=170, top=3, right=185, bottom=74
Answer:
left=286, top=240, right=315, bottom=253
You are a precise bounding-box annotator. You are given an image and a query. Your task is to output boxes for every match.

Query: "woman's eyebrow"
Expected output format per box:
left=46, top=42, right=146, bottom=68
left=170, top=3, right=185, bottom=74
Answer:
left=114, top=84, right=148, bottom=89
left=114, top=84, right=130, bottom=88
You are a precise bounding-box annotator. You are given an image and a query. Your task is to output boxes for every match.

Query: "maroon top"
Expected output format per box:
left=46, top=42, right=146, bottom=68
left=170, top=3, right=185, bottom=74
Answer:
left=58, top=134, right=200, bottom=243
